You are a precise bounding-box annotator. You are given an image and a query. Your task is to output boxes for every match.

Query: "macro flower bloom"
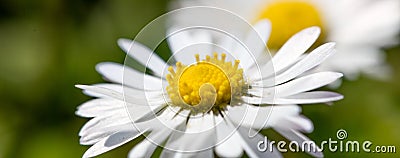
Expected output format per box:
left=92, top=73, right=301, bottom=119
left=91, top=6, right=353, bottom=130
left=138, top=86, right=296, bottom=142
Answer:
left=171, top=0, right=400, bottom=79
left=76, top=22, right=343, bottom=158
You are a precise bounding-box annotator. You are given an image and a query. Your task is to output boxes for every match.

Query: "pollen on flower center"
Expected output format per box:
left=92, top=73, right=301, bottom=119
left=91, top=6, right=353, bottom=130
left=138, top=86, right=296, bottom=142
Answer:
left=166, top=53, right=244, bottom=114
left=258, top=1, right=325, bottom=50
left=179, top=62, right=231, bottom=105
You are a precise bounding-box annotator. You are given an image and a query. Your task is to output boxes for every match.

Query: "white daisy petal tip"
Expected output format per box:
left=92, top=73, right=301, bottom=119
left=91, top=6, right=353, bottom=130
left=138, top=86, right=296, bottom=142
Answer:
left=303, top=26, right=321, bottom=36
left=322, top=71, right=344, bottom=82
left=324, top=42, right=336, bottom=48
left=317, top=42, right=337, bottom=57
left=298, top=116, right=314, bottom=133
left=279, top=115, right=314, bottom=133
left=322, top=92, right=344, bottom=102
left=325, top=93, right=344, bottom=105
left=75, top=84, right=89, bottom=90
left=323, top=93, right=344, bottom=103
left=334, top=72, right=344, bottom=79
left=75, top=109, right=87, bottom=117
left=95, top=62, right=114, bottom=75
left=117, top=38, right=133, bottom=52
left=328, top=72, right=344, bottom=85
left=95, top=62, right=125, bottom=76
left=255, top=18, right=271, bottom=28
left=254, top=19, right=272, bottom=39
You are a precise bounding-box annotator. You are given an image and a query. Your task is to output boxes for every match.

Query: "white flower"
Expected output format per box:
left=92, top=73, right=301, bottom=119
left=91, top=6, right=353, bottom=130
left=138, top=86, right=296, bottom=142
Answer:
left=171, top=0, right=400, bottom=79
left=76, top=23, right=343, bottom=158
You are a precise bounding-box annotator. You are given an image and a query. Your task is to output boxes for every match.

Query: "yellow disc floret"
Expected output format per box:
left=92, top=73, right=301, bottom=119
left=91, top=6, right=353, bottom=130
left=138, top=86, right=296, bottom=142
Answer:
left=258, top=0, right=325, bottom=50
left=166, top=53, right=245, bottom=114
left=179, top=62, right=231, bottom=105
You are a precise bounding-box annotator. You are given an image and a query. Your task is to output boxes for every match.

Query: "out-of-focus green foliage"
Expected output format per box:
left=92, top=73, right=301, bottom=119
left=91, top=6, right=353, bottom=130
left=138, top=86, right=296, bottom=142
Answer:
left=0, top=0, right=398, bottom=157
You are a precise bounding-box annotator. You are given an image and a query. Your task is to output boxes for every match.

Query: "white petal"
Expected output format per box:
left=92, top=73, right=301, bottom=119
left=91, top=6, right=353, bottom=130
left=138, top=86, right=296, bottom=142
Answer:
left=83, top=128, right=145, bottom=158
left=267, top=42, right=336, bottom=85
left=96, top=62, right=164, bottom=90
left=80, top=83, right=163, bottom=100
left=216, top=115, right=282, bottom=157
left=76, top=84, right=166, bottom=124
left=80, top=83, right=123, bottom=98
left=186, top=113, right=216, bottom=133
left=84, top=83, right=165, bottom=109
left=243, top=91, right=343, bottom=105
left=118, top=38, right=168, bottom=77
left=215, top=115, right=244, bottom=157
left=275, top=72, right=342, bottom=97
left=167, top=28, right=212, bottom=64
left=251, top=19, right=271, bottom=44
left=215, top=34, right=235, bottom=55
left=274, top=128, right=323, bottom=157
left=80, top=123, right=133, bottom=145
left=79, top=112, right=130, bottom=137
left=237, top=19, right=272, bottom=70
left=245, top=55, right=275, bottom=82
left=273, top=115, right=314, bottom=133
left=227, top=104, right=301, bottom=129
left=250, top=54, right=306, bottom=81
left=158, top=111, right=215, bottom=157
left=280, top=91, right=344, bottom=104
left=271, top=27, right=320, bottom=72
left=147, top=107, right=190, bottom=131
left=162, top=113, right=216, bottom=153
left=76, top=84, right=131, bottom=101
left=82, top=107, right=186, bottom=156
left=79, top=108, right=166, bottom=145
left=79, top=102, right=166, bottom=140
left=235, top=126, right=283, bottom=158
left=76, top=98, right=125, bottom=118
left=75, top=85, right=164, bottom=106
left=128, top=129, right=171, bottom=158
left=127, top=104, right=166, bottom=124
left=251, top=71, right=343, bottom=97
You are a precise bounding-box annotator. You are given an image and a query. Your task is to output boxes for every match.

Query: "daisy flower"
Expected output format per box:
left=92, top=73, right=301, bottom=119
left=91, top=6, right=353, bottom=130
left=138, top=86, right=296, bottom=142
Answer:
left=76, top=23, right=343, bottom=158
left=171, top=0, right=400, bottom=79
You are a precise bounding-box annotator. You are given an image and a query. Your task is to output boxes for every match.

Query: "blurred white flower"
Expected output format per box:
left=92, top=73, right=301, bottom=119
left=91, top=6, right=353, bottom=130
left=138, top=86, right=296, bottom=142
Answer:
left=171, top=0, right=400, bottom=79
left=76, top=24, right=342, bottom=158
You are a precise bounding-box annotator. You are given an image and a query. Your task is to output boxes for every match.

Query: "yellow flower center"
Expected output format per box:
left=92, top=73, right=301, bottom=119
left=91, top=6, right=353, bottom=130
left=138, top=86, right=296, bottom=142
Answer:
left=258, top=0, right=325, bottom=50
left=166, top=53, right=244, bottom=114
left=179, top=62, right=231, bottom=105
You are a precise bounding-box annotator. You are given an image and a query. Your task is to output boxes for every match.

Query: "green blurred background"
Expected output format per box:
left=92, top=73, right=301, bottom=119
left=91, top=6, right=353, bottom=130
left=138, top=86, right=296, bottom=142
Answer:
left=0, top=0, right=399, bottom=157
